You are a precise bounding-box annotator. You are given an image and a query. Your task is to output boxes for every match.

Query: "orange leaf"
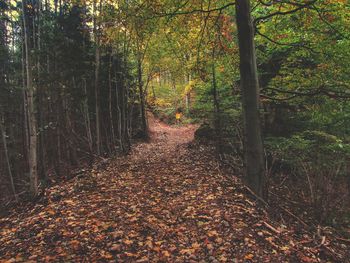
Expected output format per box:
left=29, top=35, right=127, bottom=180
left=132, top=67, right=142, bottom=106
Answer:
left=162, top=250, right=170, bottom=257
left=124, top=239, right=133, bottom=245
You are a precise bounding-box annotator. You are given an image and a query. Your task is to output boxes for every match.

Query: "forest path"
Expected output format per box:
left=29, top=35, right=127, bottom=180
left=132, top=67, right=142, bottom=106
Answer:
left=0, top=115, right=319, bottom=262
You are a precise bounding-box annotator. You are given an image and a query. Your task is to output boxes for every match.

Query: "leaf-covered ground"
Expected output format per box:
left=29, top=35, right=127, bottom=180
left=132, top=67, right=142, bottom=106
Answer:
left=0, top=116, right=349, bottom=262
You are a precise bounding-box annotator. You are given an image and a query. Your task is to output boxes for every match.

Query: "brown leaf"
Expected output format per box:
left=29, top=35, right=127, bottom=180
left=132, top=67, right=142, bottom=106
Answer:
left=110, top=244, right=122, bottom=252
left=162, top=250, right=170, bottom=257
left=70, top=240, right=80, bottom=250
left=300, top=256, right=317, bottom=263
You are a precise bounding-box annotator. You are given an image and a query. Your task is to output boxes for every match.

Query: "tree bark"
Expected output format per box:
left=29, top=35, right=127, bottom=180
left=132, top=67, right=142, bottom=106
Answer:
left=137, top=56, right=147, bottom=137
left=108, top=55, right=115, bottom=151
left=1, top=111, right=17, bottom=201
left=115, top=71, right=123, bottom=151
left=82, top=78, right=93, bottom=154
left=93, top=0, right=101, bottom=155
left=36, top=0, right=47, bottom=181
left=211, top=57, right=222, bottom=154
left=22, top=0, right=38, bottom=197
left=21, top=24, right=29, bottom=171
left=235, top=0, right=266, bottom=199
left=185, top=73, right=191, bottom=115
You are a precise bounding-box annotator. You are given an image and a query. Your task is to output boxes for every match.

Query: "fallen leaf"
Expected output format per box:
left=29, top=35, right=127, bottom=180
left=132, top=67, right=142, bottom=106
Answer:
left=110, top=244, right=121, bottom=252
left=162, top=250, right=170, bottom=257
left=70, top=240, right=80, bottom=250
left=192, top=242, right=201, bottom=249
left=124, top=239, right=133, bottom=245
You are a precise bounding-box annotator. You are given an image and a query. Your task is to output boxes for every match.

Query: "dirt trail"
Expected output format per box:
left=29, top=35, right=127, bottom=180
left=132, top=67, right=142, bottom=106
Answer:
left=0, top=115, right=334, bottom=262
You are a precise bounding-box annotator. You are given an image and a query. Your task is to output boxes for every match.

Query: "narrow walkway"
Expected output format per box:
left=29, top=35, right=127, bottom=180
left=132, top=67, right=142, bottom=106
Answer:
left=0, top=116, right=322, bottom=262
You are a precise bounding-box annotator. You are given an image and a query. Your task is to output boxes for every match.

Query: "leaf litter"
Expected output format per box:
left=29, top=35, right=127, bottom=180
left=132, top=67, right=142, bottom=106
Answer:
left=0, top=115, right=348, bottom=262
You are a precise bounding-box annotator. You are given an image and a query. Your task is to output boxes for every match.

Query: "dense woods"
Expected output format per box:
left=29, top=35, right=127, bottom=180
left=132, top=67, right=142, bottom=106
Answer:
left=0, top=0, right=139, bottom=200
left=0, top=0, right=350, bottom=261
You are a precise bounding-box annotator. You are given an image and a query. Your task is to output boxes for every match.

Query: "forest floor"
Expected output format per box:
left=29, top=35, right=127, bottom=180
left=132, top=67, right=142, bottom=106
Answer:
left=0, top=114, right=349, bottom=262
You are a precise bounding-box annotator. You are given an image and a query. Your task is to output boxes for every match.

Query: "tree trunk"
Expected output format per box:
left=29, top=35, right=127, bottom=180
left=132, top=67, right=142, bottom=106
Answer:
left=151, top=85, right=156, bottom=101
left=94, top=0, right=101, bottom=155
left=115, top=72, right=123, bottom=151
left=82, top=78, right=93, bottom=154
left=36, top=0, right=47, bottom=181
left=211, top=59, right=222, bottom=154
left=22, top=0, right=38, bottom=197
left=94, top=45, right=101, bottom=155
left=21, top=33, right=29, bottom=169
left=137, top=56, right=147, bottom=137
left=235, top=0, right=266, bottom=199
left=0, top=112, right=17, bottom=201
left=108, top=55, right=115, bottom=151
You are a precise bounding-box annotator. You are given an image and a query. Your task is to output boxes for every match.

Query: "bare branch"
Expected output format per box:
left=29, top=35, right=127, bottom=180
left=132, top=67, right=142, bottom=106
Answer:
left=254, top=0, right=317, bottom=24
left=149, top=2, right=235, bottom=19
left=310, top=4, right=349, bottom=40
left=262, top=86, right=350, bottom=101
left=255, top=29, right=319, bottom=53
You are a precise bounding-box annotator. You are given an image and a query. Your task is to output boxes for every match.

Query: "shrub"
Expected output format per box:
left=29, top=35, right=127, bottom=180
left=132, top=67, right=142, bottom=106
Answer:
left=265, top=130, right=350, bottom=223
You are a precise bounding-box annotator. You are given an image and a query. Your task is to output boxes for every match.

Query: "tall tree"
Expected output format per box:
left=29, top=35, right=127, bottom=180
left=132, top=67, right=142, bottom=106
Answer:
left=22, top=0, right=38, bottom=197
left=235, top=0, right=266, bottom=198
left=93, top=0, right=101, bottom=155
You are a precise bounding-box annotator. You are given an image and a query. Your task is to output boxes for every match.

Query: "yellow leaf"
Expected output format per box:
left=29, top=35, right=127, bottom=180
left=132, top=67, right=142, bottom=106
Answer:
left=206, top=194, right=215, bottom=200
left=145, top=239, right=153, bottom=248
left=124, top=239, right=133, bottom=245
left=80, top=230, right=89, bottom=236
left=219, top=255, right=228, bottom=262
left=125, top=252, right=137, bottom=257
left=102, top=252, right=113, bottom=259
left=192, top=242, right=201, bottom=249
left=208, top=230, right=219, bottom=237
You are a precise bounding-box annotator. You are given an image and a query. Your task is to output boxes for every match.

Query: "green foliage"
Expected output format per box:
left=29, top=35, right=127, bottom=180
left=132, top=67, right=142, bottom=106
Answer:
left=266, top=131, right=350, bottom=166
left=266, top=129, right=350, bottom=175
left=266, top=131, right=350, bottom=221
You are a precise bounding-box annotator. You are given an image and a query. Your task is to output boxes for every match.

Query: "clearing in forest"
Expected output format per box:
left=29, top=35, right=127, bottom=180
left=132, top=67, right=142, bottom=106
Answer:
left=0, top=115, right=345, bottom=262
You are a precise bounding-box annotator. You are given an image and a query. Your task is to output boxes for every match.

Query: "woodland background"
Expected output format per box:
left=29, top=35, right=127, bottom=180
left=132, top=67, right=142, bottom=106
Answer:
left=0, top=0, right=350, bottom=234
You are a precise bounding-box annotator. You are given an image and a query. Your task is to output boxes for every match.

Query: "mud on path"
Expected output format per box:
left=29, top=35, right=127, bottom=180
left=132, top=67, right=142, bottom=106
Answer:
left=0, top=114, right=339, bottom=262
